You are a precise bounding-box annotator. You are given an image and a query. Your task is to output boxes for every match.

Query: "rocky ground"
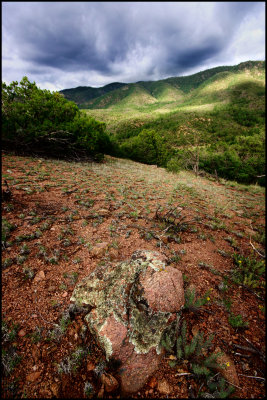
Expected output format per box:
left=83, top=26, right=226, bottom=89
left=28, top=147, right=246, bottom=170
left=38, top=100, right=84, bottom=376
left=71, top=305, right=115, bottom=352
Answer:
left=2, top=152, right=265, bottom=398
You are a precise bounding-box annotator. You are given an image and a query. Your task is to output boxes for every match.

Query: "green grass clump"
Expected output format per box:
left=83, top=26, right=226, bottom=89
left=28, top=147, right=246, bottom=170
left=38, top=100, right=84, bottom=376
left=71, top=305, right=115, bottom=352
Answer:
left=231, top=253, right=265, bottom=289
left=228, top=312, right=249, bottom=329
left=2, top=320, right=22, bottom=376
left=2, top=218, right=16, bottom=242
left=2, top=347, right=22, bottom=376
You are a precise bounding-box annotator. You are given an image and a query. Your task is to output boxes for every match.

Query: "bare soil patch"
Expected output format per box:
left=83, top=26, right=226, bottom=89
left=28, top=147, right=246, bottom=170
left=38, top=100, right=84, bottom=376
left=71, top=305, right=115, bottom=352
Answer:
left=2, top=153, right=265, bottom=398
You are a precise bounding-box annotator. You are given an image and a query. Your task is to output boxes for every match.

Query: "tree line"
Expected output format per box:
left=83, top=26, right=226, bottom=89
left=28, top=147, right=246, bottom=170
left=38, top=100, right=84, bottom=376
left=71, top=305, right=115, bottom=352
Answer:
left=2, top=77, right=111, bottom=160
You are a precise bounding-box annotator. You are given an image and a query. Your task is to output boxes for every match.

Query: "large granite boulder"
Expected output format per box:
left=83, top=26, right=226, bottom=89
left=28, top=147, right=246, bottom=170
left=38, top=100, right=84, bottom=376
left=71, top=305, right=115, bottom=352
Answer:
left=70, top=250, right=184, bottom=394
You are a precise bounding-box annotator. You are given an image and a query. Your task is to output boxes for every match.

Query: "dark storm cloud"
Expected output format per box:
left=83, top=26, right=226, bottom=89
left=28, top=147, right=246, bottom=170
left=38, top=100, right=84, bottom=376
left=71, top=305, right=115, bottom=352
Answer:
left=170, top=44, right=222, bottom=70
left=2, top=2, right=265, bottom=90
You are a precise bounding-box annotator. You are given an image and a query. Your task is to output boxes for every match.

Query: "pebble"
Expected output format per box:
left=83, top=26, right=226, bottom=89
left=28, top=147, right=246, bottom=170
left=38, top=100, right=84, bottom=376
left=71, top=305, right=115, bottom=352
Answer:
left=157, top=379, right=172, bottom=395
left=148, top=376, right=157, bottom=388
left=87, top=361, right=95, bottom=372
left=101, top=373, right=119, bottom=393
left=26, top=371, right=41, bottom=382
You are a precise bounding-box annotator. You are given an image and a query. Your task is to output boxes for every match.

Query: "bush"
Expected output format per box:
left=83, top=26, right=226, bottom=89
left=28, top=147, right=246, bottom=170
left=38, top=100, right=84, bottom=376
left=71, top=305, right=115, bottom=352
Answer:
left=120, top=129, right=168, bottom=166
left=166, top=157, right=182, bottom=173
left=2, top=77, right=111, bottom=159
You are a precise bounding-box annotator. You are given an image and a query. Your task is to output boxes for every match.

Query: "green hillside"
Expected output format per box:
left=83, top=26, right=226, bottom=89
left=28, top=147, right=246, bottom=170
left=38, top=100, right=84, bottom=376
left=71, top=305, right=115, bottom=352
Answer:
left=60, top=61, right=265, bottom=110
left=60, top=61, right=265, bottom=185
left=60, top=82, right=127, bottom=107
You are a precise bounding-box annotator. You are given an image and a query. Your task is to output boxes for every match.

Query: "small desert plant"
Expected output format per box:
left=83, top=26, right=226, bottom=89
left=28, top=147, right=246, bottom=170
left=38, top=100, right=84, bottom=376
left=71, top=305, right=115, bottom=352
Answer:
left=204, top=374, right=235, bottom=398
left=40, top=221, right=51, bottom=231
left=2, top=320, right=20, bottom=344
left=29, top=216, right=41, bottom=225
left=57, top=347, right=87, bottom=375
left=224, top=236, right=239, bottom=249
left=22, top=267, right=35, bottom=280
left=15, top=233, right=35, bottom=242
left=47, top=312, right=71, bottom=342
left=93, top=360, right=107, bottom=377
left=161, top=321, right=223, bottom=378
left=30, top=326, right=43, bottom=343
left=228, top=312, right=248, bottom=329
left=2, top=218, right=16, bottom=242
left=3, top=258, right=13, bottom=269
left=231, top=253, right=265, bottom=289
left=19, top=243, right=30, bottom=255
left=16, top=255, right=28, bottom=265
left=61, top=238, right=72, bottom=247
left=183, top=287, right=211, bottom=312
left=217, top=249, right=230, bottom=258
left=2, top=347, right=22, bottom=376
left=84, top=381, right=95, bottom=398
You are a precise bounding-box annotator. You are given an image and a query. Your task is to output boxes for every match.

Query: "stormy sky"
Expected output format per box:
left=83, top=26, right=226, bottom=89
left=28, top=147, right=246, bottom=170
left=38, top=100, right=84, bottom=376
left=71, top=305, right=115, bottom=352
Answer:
left=2, top=2, right=265, bottom=91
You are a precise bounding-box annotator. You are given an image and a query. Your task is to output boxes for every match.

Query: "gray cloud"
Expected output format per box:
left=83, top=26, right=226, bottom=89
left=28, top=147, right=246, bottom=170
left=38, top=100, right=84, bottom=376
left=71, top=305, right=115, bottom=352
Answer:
left=2, top=2, right=265, bottom=90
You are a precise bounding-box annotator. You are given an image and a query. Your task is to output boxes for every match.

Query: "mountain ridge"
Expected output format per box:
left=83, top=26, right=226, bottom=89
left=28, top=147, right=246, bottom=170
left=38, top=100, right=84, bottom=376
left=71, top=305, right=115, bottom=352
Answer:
left=60, top=60, right=265, bottom=108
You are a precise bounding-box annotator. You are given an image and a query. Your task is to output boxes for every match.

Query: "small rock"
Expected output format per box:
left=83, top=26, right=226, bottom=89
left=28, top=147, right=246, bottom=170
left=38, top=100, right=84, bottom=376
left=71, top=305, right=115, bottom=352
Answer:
left=33, top=270, right=45, bottom=283
left=26, top=371, right=41, bottom=382
left=214, top=347, right=240, bottom=387
left=191, top=325, right=199, bottom=337
left=148, top=376, right=157, bottom=388
left=98, top=209, right=110, bottom=217
left=51, top=383, right=60, bottom=397
left=91, top=242, right=109, bottom=258
left=97, top=383, right=105, bottom=398
left=157, top=379, right=172, bottom=395
left=32, top=346, right=40, bottom=363
left=109, top=248, right=118, bottom=260
left=47, top=286, right=56, bottom=292
left=101, top=373, right=119, bottom=393
left=242, top=362, right=250, bottom=372
left=87, top=361, right=95, bottom=372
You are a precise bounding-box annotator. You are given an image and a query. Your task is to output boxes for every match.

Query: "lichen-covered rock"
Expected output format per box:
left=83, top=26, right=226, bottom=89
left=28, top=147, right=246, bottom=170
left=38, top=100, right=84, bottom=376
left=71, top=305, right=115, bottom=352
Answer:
left=70, top=250, right=184, bottom=394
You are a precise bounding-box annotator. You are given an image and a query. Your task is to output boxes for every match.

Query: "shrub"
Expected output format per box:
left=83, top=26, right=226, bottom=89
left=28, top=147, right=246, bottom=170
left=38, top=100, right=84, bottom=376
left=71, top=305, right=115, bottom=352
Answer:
left=120, top=129, right=168, bottom=166
left=161, top=321, right=222, bottom=377
left=2, top=77, right=111, bottom=159
left=166, top=157, right=182, bottom=173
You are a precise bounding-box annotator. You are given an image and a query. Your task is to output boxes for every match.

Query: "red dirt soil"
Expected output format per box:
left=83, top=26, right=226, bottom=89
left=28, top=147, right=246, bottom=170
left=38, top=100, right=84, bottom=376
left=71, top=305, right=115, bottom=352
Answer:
left=2, top=153, right=265, bottom=398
